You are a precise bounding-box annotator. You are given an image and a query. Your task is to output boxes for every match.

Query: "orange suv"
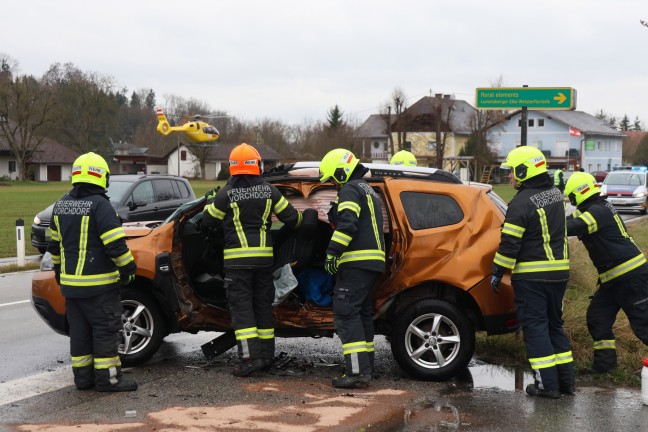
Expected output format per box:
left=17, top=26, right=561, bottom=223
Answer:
left=32, top=162, right=517, bottom=381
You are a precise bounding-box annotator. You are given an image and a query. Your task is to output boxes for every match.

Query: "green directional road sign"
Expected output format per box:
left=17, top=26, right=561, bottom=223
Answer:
left=475, top=87, right=577, bottom=110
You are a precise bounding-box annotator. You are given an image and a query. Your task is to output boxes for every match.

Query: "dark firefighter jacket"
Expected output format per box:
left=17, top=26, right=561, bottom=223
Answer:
left=47, top=184, right=136, bottom=298
left=203, top=175, right=303, bottom=269
left=567, top=195, right=648, bottom=286
left=493, top=174, right=569, bottom=281
left=326, top=165, right=385, bottom=273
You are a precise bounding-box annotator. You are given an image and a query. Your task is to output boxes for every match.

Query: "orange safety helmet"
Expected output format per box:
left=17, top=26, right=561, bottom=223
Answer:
left=229, top=143, right=261, bottom=176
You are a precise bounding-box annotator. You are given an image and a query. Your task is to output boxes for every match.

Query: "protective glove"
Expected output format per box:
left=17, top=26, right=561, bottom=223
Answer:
left=120, top=273, right=136, bottom=286
left=205, top=189, right=217, bottom=201
left=491, top=274, right=502, bottom=294
left=325, top=254, right=339, bottom=275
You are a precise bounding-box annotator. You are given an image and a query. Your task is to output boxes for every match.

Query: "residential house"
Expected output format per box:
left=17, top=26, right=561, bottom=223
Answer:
left=0, top=136, right=78, bottom=181
left=488, top=110, right=624, bottom=173
left=356, top=114, right=392, bottom=162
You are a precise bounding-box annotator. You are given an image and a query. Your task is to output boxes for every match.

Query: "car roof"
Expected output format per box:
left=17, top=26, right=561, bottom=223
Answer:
left=263, top=162, right=462, bottom=184
left=110, top=174, right=188, bottom=181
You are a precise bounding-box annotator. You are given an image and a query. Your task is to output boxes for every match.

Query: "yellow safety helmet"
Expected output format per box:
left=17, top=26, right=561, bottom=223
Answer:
left=390, top=150, right=417, bottom=167
left=229, top=143, right=261, bottom=176
left=565, top=171, right=600, bottom=206
left=319, top=148, right=359, bottom=184
left=71, top=152, right=110, bottom=189
left=501, top=146, right=547, bottom=183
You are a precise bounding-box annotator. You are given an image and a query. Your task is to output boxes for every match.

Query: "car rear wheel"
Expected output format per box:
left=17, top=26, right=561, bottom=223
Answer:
left=391, top=299, right=475, bottom=381
left=119, top=288, right=166, bottom=367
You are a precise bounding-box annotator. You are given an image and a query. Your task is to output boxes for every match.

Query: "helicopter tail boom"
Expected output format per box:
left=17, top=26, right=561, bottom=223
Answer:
left=156, top=108, right=173, bottom=136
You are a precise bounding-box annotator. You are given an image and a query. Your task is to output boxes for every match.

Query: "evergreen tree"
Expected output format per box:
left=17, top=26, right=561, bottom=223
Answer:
left=620, top=114, right=630, bottom=131
left=326, top=105, right=345, bottom=130
left=633, top=116, right=643, bottom=131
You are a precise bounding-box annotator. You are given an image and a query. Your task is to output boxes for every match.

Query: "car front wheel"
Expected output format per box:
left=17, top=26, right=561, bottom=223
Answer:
left=119, top=288, right=166, bottom=367
left=391, top=299, right=475, bottom=381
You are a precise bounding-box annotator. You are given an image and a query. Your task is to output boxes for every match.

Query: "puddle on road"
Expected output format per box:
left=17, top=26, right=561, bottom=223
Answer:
left=461, top=360, right=534, bottom=392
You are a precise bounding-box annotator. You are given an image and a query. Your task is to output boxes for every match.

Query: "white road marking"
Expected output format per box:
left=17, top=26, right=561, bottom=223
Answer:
left=0, top=366, right=70, bottom=406
left=0, top=300, right=30, bottom=308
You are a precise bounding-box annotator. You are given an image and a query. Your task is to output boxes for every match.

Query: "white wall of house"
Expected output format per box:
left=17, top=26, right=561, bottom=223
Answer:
left=33, top=164, right=73, bottom=181
left=0, top=156, right=19, bottom=180
left=147, top=164, right=167, bottom=175
left=167, top=145, right=200, bottom=177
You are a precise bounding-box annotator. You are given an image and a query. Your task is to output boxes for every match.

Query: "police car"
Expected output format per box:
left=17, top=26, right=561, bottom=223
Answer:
left=600, top=166, right=648, bottom=214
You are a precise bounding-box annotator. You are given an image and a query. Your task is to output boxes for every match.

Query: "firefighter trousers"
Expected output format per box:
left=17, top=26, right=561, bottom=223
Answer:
left=225, top=267, right=275, bottom=362
left=513, top=279, right=574, bottom=392
left=66, top=290, right=124, bottom=389
left=587, top=273, right=648, bottom=372
left=333, top=268, right=379, bottom=376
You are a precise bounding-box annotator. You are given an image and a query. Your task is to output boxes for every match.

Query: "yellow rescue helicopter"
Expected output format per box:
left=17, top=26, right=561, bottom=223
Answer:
left=155, top=108, right=221, bottom=144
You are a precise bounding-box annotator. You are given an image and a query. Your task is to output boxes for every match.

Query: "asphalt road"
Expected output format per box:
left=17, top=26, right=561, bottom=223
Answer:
left=2, top=272, right=648, bottom=431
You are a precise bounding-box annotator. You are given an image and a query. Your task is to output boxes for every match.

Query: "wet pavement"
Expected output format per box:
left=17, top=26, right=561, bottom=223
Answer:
left=1, top=335, right=647, bottom=431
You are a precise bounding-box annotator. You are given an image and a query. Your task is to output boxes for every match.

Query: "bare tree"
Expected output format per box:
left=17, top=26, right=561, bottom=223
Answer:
left=0, top=56, right=56, bottom=180
left=379, top=88, right=410, bottom=157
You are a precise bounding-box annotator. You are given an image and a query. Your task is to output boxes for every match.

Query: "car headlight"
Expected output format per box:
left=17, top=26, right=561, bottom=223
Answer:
left=40, top=252, right=54, bottom=271
left=634, top=192, right=646, bottom=198
left=34, top=215, right=41, bottom=225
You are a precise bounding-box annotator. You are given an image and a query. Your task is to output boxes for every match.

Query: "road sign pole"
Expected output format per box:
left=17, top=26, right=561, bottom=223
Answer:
left=16, top=219, right=25, bottom=267
left=520, top=85, right=529, bottom=146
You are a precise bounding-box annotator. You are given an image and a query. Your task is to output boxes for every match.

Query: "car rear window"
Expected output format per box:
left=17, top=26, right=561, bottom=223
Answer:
left=154, top=179, right=181, bottom=201
left=401, top=192, right=464, bottom=229
left=175, top=180, right=191, bottom=198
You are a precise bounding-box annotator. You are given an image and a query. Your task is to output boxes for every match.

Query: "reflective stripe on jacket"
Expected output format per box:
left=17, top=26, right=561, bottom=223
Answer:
left=203, top=175, right=302, bottom=268
left=567, top=197, right=648, bottom=285
left=48, top=190, right=136, bottom=298
left=493, top=184, right=569, bottom=281
left=326, top=179, right=385, bottom=273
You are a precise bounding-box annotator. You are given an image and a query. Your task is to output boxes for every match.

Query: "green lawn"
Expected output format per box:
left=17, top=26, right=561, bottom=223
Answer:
left=0, top=179, right=225, bottom=258
left=491, top=184, right=516, bottom=204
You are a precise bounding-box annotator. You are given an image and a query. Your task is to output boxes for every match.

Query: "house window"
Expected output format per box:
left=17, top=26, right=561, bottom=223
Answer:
left=404, top=141, right=412, bottom=152
left=180, top=150, right=187, bottom=161
left=538, top=119, right=545, bottom=127
left=529, top=119, right=535, bottom=127
left=373, top=141, right=380, bottom=149
left=8, top=160, right=16, bottom=173
left=518, top=119, right=522, bottom=127
left=427, top=141, right=436, bottom=151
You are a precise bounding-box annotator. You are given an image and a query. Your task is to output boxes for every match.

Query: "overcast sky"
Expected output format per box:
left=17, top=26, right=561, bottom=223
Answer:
left=2, top=0, right=646, bottom=127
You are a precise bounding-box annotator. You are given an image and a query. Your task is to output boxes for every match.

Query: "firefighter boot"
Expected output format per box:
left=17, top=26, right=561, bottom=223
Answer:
left=96, top=379, right=138, bottom=392
left=332, top=373, right=371, bottom=389
left=73, top=364, right=95, bottom=391
left=232, top=358, right=266, bottom=377
left=525, top=383, right=560, bottom=399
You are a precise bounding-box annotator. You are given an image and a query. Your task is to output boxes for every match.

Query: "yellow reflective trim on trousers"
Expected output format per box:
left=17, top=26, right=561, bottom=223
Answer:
left=258, top=328, right=274, bottom=340
left=60, top=271, right=120, bottom=286
left=235, top=327, right=259, bottom=340
left=513, top=259, right=569, bottom=273
left=529, top=354, right=556, bottom=370
left=94, top=356, right=121, bottom=369
left=579, top=211, right=598, bottom=234
left=231, top=202, right=248, bottom=248
left=338, top=201, right=361, bottom=217
left=207, top=203, right=225, bottom=220
left=502, top=222, right=525, bottom=238
left=112, top=250, right=134, bottom=267
left=366, top=341, right=375, bottom=352
left=71, top=354, right=93, bottom=368
left=343, top=341, right=368, bottom=355
left=494, top=252, right=516, bottom=269
left=223, top=246, right=273, bottom=260
left=594, top=340, right=616, bottom=350
left=537, top=208, right=555, bottom=260
left=260, top=199, right=272, bottom=247
left=331, top=230, right=352, bottom=246
left=75, top=216, right=89, bottom=276
left=101, top=227, right=125, bottom=245
left=340, top=249, right=385, bottom=264
left=367, top=194, right=381, bottom=251
left=599, top=254, right=647, bottom=284
left=554, top=350, right=573, bottom=365
left=274, top=196, right=289, bottom=214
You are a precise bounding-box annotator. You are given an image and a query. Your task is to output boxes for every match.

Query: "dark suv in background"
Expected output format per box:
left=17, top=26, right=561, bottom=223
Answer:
left=31, top=174, right=196, bottom=253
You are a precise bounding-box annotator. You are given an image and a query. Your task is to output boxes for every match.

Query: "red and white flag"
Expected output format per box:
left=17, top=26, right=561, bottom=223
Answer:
left=569, top=127, right=581, bottom=137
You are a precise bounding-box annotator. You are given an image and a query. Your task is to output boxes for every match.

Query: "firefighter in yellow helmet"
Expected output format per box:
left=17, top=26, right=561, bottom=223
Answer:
left=47, top=152, right=137, bottom=392
left=491, top=146, right=574, bottom=398
left=565, top=172, right=648, bottom=373
left=320, top=148, right=386, bottom=388
left=390, top=150, right=417, bottom=167
left=203, top=143, right=304, bottom=377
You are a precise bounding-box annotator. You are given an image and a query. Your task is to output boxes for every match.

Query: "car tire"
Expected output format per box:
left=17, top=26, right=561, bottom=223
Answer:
left=390, top=299, right=475, bottom=381
left=119, top=287, right=166, bottom=367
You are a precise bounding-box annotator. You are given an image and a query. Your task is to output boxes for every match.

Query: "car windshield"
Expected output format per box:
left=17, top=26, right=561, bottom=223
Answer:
left=604, top=172, right=645, bottom=187
left=106, top=181, right=132, bottom=203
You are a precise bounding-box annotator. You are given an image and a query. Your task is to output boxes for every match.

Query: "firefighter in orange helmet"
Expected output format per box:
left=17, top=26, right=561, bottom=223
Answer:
left=203, top=143, right=304, bottom=376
